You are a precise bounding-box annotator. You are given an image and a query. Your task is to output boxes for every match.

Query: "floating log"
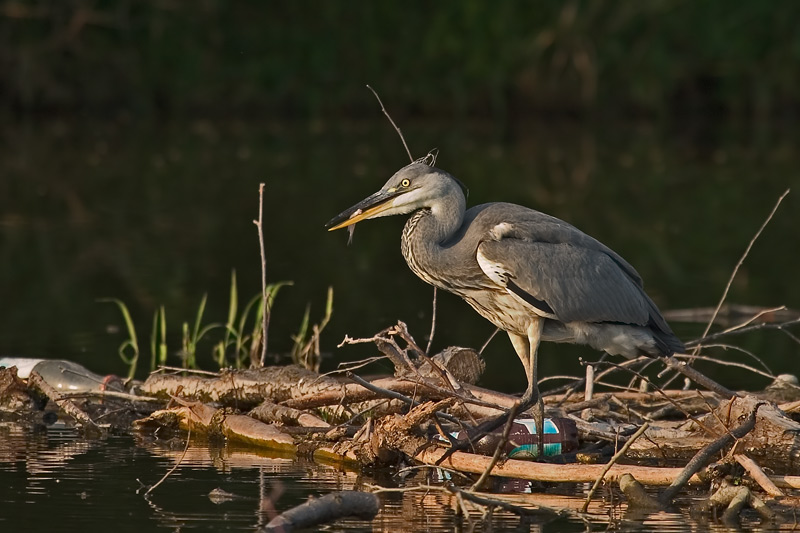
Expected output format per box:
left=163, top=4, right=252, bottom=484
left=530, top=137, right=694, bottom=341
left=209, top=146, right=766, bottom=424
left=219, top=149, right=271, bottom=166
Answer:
left=261, top=491, right=380, bottom=532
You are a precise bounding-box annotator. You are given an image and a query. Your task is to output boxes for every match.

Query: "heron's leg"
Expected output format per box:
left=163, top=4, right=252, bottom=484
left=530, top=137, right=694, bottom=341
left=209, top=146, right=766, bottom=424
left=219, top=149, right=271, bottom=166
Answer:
left=509, top=319, right=544, bottom=406
left=508, top=333, right=533, bottom=402
left=517, top=319, right=545, bottom=455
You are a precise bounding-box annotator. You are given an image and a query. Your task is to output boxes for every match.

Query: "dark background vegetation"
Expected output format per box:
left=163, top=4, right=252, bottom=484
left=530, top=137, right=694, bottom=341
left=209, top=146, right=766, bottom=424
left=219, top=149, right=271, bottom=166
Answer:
left=3, top=0, right=800, bottom=120
left=2, top=1, right=798, bottom=389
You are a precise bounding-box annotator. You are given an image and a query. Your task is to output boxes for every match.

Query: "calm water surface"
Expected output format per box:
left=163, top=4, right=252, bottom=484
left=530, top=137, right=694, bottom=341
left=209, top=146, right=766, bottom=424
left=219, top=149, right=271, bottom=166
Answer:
left=0, top=421, right=751, bottom=532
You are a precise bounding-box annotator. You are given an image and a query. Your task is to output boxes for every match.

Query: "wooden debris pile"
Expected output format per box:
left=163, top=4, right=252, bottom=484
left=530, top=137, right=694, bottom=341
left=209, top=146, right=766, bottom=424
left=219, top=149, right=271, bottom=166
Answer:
left=3, top=320, right=800, bottom=527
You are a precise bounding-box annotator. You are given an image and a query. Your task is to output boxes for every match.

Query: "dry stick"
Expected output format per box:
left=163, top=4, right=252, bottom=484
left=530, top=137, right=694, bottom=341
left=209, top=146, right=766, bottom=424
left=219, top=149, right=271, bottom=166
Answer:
left=695, top=189, right=790, bottom=352
left=345, top=372, right=461, bottom=424
left=658, top=402, right=763, bottom=505
left=663, top=190, right=793, bottom=388
left=154, top=365, right=220, bottom=376
left=28, top=371, right=100, bottom=430
left=253, top=183, right=269, bottom=367
left=598, top=361, right=717, bottom=436
left=671, top=353, right=774, bottom=380
left=366, top=85, right=413, bottom=163
left=734, top=454, right=785, bottom=498
left=426, top=287, right=438, bottom=354
left=62, top=390, right=164, bottom=403
left=661, top=189, right=790, bottom=390
left=478, top=328, right=501, bottom=355
left=145, top=424, right=191, bottom=496
left=687, top=317, right=800, bottom=346
left=392, top=322, right=473, bottom=419
left=581, top=422, right=650, bottom=513
left=470, top=401, right=520, bottom=492
left=708, top=305, right=788, bottom=345
left=664, top=356, right=738, bottom=398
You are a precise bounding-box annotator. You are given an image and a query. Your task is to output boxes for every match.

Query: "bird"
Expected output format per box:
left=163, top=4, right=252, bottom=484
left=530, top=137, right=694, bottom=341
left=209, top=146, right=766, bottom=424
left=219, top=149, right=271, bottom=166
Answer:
left=326, top=159, right=684, bottom=420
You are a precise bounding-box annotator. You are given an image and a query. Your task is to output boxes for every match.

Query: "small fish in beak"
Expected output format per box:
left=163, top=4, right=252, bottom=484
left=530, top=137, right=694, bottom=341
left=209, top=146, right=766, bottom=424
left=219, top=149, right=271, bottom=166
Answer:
left=347, top=209, right=362, bottom=245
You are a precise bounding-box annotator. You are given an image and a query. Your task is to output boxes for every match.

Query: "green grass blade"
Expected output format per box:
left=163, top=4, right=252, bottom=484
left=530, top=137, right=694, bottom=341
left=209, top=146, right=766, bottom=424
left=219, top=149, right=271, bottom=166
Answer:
left=158, top=305, right=167, bottom=366
left=224, top=270, right=238, bottom=346
left=193, top=293, right=208, bottom=342
left=99, top=298, right=139, bottom=379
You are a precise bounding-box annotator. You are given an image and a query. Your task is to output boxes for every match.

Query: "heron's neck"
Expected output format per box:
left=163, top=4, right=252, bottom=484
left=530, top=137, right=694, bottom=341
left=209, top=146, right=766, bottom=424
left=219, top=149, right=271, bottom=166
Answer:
left=401, top=192, right=465, bottom=287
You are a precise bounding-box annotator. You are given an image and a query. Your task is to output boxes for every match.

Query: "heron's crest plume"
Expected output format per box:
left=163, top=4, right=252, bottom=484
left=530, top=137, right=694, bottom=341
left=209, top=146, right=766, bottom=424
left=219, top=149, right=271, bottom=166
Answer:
left=409, top=149, right=469, bottom=200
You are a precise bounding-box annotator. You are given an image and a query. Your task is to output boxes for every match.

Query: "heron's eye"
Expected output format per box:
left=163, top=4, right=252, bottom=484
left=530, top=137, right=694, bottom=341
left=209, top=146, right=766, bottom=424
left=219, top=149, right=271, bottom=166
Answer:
left=400, top=178, right=411, bottom=187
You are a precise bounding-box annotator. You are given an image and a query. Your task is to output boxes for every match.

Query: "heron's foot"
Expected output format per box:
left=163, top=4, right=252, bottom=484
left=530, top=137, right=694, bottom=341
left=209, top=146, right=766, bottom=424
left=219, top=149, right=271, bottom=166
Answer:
left=519, top=383, right=541, bottom=411
left=519, top=386, right=546, bottom=458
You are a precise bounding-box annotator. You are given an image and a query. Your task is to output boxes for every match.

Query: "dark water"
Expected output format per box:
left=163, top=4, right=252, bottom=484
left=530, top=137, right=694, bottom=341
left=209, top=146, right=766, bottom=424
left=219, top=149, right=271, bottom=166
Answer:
left=2, top=117, right=798, bottom=390
left=0, top=422, right=723, bottom=532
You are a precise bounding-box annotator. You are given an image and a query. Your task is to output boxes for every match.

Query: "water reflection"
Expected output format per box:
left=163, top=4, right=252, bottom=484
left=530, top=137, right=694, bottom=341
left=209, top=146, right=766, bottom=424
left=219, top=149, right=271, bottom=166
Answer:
left=0, top=421, right=738, bottom=532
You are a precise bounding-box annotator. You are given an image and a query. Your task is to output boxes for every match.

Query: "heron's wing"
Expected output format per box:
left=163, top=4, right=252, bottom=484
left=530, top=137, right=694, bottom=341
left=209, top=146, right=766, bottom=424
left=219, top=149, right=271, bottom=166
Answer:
left=476, top=239, right=651, bottom=325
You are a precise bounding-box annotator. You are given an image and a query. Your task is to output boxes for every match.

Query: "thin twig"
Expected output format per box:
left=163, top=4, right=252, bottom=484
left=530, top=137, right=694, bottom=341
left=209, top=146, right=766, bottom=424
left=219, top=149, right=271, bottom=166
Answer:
left=145, top=424, right=192, bottom=496
left=581, top=422, right=650, bottom=513
left=598, top=361, right=717, bottom=435
left=479, top=328, right=501, bottom=355
left=470, top=401, right=520, bottom=491
left=426, top=287, right=438, bottom=354
left=153, top=365, right=220, bottom=376
left=366, top=85, right=413, bottom=163
left=253, top=183, right=269, bottom=367
left=670, top=352, right=774, bottom=380
left=687, top=317, right=800, bottom=347
left=716, top=305, right=788, bottom=337
left=345, top=371, right=461, bottom=424
left=61, top=390, right=164, bottom=403
left=694, top=189, right=790, bottom=354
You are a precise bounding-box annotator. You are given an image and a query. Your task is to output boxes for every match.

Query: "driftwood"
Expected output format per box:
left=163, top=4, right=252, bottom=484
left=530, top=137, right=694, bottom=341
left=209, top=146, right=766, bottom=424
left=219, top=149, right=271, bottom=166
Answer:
left=9, top=313, right=800, bottom=527
left=692, top=482, right=779, bottom=525
left=628, top=395, right=800, bottom=472
left=260, top=490, right=380, bottom=532
left=131, top=354, right=800, bottom=496
left=249, top=400, right=330, bottom=428
left=27, top=370, right=104, bottom=431
left=132, top=400, right=296, bottom=453
left=618, top=474, right=662, bottom=510
left=0, top=366, right=37, bottom=412
left=140, top=366, right=344, bottom=408
left=659, top=401, right=762, bottom=504
left=735, top=453, right=785, bottom=497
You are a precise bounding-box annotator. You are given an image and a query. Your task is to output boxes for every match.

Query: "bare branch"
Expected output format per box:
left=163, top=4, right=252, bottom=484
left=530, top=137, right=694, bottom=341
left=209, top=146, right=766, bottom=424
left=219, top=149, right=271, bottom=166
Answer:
left=425, top=287, right=437, bottom=354
left=253, top=183, right=269, bottom=367
left=366, top=85, right=413, bottom=163
left=695, top=189, right=790, bottom=353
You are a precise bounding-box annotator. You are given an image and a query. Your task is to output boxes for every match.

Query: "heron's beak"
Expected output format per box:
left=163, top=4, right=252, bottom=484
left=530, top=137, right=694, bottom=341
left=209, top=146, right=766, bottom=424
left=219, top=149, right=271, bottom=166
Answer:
left=325, top=188, right=403, bottom=231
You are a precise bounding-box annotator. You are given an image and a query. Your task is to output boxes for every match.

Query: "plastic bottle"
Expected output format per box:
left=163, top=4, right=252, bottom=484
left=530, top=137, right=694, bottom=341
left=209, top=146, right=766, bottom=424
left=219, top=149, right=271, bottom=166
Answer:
left=0, top=358, right=124, bottom=393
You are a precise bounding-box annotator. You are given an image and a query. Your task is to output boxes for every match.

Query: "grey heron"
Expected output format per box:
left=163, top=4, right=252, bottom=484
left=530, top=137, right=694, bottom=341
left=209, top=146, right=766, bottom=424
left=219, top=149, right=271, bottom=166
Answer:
left=326, top=160, right=684, bottom=415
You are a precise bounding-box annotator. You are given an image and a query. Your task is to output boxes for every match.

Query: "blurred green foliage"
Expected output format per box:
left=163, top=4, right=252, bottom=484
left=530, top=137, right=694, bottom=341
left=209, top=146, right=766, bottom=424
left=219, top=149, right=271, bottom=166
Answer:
left=3, top=0, right=800, bottom=118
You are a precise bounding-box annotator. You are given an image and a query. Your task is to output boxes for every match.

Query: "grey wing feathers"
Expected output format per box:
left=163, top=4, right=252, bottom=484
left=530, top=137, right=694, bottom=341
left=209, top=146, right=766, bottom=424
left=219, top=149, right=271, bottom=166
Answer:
left=464, top=203, right=644, bottom=287
left=479, top=240, right=651, bottom=324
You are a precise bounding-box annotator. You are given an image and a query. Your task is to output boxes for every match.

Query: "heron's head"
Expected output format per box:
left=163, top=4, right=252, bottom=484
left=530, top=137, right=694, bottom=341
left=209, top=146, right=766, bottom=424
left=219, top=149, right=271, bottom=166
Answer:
left=326, top=162, right=467, bottom=231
